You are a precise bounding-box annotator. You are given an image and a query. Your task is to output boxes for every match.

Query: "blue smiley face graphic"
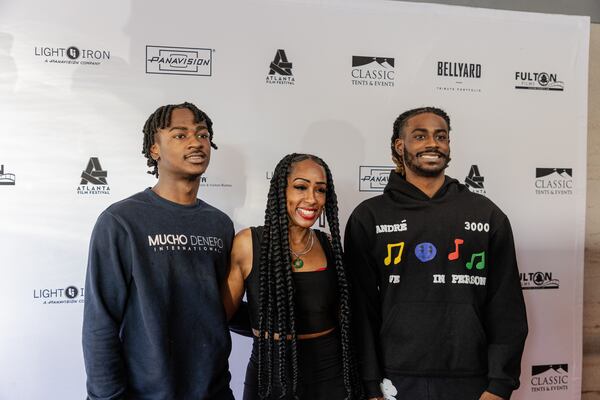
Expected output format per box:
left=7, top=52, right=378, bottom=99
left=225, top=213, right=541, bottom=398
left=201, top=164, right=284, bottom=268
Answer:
left=415, top=242, right=437, bottom=262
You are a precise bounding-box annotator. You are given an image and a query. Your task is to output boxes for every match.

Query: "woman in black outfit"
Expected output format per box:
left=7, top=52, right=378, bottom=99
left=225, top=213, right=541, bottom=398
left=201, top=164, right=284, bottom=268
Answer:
left=222, top=153, right=363, bottom=399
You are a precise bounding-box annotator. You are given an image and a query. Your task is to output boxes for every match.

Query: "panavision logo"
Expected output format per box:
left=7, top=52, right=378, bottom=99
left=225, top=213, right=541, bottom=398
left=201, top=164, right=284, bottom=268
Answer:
left=266, top=49, right=294, bottom=85
left=77, top=157, right=110, bottom=195
left=531, top=364, right=568, bottom=392
left=351, top=56, right=394, bottom=87
left=436, top=61, right=482, bottom=93
left=515, top=72, right=564, bottom=91
left=535, top=168, right=572, bottom=195
left=0, top=164, right=15, bottom=185
left=359, top=166, right=394, bottom=192
left=464, top=165, right=485, bottom=195
left=34, top=46, right=110, bottom=65
left=520, top=271, right=559, bottom=290
left=146, top=45, right=212, bottom=76
left=33, top=285, right=84, bottom=305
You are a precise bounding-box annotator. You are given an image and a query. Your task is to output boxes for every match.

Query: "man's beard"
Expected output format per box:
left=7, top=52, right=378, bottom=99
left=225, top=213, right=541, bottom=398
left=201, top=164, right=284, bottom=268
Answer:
left=403, top=147, right=451, bottom=178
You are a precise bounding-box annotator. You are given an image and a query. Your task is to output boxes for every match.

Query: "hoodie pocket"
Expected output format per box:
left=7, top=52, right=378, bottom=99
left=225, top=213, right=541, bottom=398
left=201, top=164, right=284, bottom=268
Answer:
left=380, top=302, right=487, bottom=374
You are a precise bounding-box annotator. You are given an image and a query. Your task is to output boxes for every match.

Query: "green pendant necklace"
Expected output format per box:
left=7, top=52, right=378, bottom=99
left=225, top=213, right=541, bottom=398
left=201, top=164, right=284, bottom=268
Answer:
left=290, top=230, right=314, bottom=269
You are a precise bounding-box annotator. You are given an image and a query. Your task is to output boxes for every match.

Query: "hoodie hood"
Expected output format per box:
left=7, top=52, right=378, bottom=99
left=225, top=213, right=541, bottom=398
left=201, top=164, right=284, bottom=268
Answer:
left=383, top=171, right=461, bottom=202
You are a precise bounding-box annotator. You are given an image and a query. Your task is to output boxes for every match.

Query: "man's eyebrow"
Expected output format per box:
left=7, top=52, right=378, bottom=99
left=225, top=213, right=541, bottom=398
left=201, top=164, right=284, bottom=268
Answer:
left=410, top=127, right=448, bottom=134
left=168, top=126, right=187, bottom=132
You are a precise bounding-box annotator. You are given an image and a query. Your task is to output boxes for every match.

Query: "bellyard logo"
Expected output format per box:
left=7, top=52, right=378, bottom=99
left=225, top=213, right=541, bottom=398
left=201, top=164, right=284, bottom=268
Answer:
left=515, top=72, right=564, bottom=91
left=464, top=165, right=485, bottom=194
left=33, top=285, right=84, bottom=305
left=266, top=49, right=294, bottom=85
left=147, top=233, right=224, bottom=253
left=359, top=166, right=394, bottom=192
left=520, top=271, right=560, bottom=290
left=351, top=56, right=395, bottom=87
left=531, top=364, right=568, bottom=392
left=436, top=61, right=482, bottom=93
left=146, top=45, right=212, bottom=76
left=0, top=164, right=16, bottom=185
left=77, top=157, right=110, bottom=195
left=535, top=168, right=573, bottom=195
left=34, top=45, right=110, bottom=66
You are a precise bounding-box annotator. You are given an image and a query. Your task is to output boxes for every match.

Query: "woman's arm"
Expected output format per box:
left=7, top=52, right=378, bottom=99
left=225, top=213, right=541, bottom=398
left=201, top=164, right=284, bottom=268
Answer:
left=222, top=228, right=253, bottom=320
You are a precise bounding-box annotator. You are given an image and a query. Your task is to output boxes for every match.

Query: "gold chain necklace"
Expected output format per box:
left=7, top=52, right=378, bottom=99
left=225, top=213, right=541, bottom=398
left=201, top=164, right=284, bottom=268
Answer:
left=290, top=230, right=314, bottom=269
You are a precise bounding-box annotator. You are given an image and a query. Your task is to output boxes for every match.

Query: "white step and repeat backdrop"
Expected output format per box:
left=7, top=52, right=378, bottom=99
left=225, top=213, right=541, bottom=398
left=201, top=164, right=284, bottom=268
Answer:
left=0, top=0, right=589, bottom=398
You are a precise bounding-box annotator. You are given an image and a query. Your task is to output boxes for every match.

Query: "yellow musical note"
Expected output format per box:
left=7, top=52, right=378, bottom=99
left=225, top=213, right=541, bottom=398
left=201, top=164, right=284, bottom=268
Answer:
left=384, top=242, right=405, bottom=266
left=466, top=251, right=485, bottom=270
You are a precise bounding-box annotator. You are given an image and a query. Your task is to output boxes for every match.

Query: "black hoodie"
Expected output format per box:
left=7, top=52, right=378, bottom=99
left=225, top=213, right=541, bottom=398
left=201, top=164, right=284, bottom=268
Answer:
left=344, top=172, right=527, bottom=399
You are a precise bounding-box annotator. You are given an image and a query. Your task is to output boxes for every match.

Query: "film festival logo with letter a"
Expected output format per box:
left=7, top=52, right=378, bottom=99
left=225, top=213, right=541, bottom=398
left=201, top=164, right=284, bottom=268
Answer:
left=146, top=45, right=213, bottom=76
left=464, top=165, right=485, bottom=195
left=33, top=45, right=110, bottom=66
left=266, top=49, right=295, bottom=85
left=534, top=168, right=573, bottom=195
left=351, top=56, right=395, bottom=87
left=359, top=166, right=394, bottom=192
left=0, top=164, right=16, bottom=186
left=77, top=157, right=110, bottom=195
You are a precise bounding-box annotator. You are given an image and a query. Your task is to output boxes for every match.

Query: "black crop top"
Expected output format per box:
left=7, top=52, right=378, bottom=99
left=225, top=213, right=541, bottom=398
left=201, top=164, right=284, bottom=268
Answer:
left=245, top=226, right=339, bottom=335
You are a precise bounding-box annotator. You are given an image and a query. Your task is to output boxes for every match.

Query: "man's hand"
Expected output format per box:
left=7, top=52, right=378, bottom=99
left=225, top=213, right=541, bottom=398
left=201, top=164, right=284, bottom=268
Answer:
left=479, top=391, right=504, bottom=400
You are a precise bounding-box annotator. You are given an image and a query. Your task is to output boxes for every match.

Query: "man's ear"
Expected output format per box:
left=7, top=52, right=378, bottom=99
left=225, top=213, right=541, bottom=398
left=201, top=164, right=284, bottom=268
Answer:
left=150, top=141, right=160, bottom=161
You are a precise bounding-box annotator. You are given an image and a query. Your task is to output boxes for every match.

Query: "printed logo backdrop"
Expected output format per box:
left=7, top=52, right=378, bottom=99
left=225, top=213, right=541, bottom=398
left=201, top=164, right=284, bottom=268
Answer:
left=0, top=0, right=588, bottom=399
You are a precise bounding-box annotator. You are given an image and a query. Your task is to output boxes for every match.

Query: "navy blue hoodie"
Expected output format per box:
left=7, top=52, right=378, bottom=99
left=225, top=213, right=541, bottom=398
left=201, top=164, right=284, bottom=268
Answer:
left=344, top=173, right=527, bottom=399
left=83, top=188, right=234, bottom=400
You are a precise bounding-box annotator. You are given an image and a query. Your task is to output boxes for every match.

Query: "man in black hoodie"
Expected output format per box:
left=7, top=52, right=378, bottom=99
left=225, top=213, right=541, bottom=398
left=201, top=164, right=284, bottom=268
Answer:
left=345, top=107, right=527, bottom=400
left=82, top=102, right=234, bottom=400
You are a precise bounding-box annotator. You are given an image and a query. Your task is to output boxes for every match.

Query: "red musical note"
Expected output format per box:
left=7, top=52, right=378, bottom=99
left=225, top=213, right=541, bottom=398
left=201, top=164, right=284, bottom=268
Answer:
left=448, top=238, right=464, bottom=261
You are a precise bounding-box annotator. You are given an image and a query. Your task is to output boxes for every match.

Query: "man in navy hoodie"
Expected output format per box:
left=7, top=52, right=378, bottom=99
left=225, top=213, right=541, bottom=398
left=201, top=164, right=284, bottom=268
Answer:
left=82, top=102, right=235, bottom=399
left=345, top=107, right=527, bottom=400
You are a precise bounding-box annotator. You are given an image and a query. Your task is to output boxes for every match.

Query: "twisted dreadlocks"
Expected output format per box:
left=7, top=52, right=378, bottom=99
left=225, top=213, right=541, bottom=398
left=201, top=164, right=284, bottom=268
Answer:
left=257, top=153, right=363, bottom=399
left=142, top=102, right=217, bottom=177
left=391, top=107, right=451, bottom=176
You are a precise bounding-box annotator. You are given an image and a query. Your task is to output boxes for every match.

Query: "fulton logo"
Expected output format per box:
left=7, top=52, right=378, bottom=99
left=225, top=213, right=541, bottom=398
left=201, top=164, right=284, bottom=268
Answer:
left=359, top=166, right=394, bottom=192
left=77, top=157, right=110, bottom=195
left=266, top=49, right=295, bottom=85
left=531, top=364, right=568, bottom=392
left=0, top=164, right=15, bottom=185
left=146, top=45, right=212, bottom=76
left=520, top=271, right=559, bottom=290
left=351, top=56, right=395, bottom=87
left=464, top=165, right=485, bottom=194
left=515, top=72, right=564, bottom=91
left=34, top=45, right=110, bottom=66
left=436, top=60, right=482, bottom=93
left=535, top=168, right=573, bottom=195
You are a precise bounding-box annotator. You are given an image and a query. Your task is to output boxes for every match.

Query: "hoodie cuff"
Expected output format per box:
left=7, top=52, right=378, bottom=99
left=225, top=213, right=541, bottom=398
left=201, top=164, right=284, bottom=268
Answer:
left=486, top=379, right=514, bottom=399
left=364, top=380, right=383, bottom=398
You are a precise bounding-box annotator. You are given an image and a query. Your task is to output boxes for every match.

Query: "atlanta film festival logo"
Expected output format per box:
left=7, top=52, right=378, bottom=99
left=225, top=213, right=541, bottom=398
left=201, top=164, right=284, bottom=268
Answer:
left=266, top=49, right=295, bottom=85
left=351, top=56, right=395, bottom=87
left=359, top=166, right=394, bottom=192
left=0, top=164, right=15, bottom=185
left=77, top=157, right=110, bottom=195
left=146, top=45, right=213, bottom=76
left=464, top=165, right=485, bottom=195
left=34, top=45, right=110, bottom=66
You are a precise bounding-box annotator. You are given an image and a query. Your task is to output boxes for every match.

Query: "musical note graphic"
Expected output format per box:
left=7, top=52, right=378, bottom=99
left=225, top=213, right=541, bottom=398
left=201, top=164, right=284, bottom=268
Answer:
left=466, top=251, right=485, bottom=270
left=448, top=238, right=464, bottom=261
left=384, top=242, right=405, bottom=266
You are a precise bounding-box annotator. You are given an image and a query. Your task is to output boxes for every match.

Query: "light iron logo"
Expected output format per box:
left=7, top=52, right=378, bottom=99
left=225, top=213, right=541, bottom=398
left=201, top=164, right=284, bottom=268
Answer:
left=351, top=56, right=395, bottom=87
left=146, top=45, right=212, bottom=76
left=436, top=61, right=482, bottom=93
left=359, top=166, right=394, bottom=192
left=464, top=165, right=485, bottom=195
left=34, top=45, right=110, bottom=66
left=535, top=168, right=573, bottom=195
left=77, top=157, right=110, bottom=195
left=33, top=285, right=84, bottom=305
left=531, top=364, right=568, bottom=393
left=266, top=49, right=295, bottom=85
left=0, top=164, right=15, bottom=185
left=515, top=72, right=564, bottom=91
left=520, top=271, right=560, bottom=290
